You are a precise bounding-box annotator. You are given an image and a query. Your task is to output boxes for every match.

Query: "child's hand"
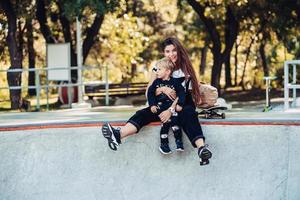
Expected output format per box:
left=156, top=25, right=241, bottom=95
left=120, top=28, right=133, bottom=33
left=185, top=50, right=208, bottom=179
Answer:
left=176, top=105, right=182, bottom=112
left=151, top=106, right=158, bottom=113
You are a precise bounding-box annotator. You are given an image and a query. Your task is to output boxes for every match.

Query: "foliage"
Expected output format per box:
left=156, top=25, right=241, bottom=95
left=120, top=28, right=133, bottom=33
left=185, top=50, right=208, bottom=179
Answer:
left=1, top=0, right=300, bottom=108
left=63, top=0, right=119, bottom=19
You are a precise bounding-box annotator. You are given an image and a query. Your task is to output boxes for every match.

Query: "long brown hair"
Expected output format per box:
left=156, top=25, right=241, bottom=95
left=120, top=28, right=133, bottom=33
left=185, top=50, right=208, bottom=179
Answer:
left=161, top=37, right=201, bottom=104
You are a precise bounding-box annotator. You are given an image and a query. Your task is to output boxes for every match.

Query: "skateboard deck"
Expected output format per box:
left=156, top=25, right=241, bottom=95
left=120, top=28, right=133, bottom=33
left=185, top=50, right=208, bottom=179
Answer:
left=198, top=106, right=227, bottom=119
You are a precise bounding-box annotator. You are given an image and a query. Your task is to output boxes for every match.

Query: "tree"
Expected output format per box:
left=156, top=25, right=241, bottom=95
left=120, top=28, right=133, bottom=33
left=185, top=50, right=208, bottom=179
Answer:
left=0, top=0, right=24, bottom=109
left=36, top=0, right=119, bottom=81
left=26, top=13, right=36, bottom=96
left=176, top=0, right=209, bottom=79
left=271, top=0, right=300, bottom=58
left=186, top=0, right=239, bottom=89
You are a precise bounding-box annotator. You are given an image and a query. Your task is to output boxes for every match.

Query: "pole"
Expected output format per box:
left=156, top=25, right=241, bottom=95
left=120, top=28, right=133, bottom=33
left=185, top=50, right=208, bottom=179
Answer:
left=35, top=70, right=40, bottom=111
left=105, top=65, right=109, bottom=106
left=76, top=17, right=83, bottom=104
left=284, top=62, right=289, bottom=110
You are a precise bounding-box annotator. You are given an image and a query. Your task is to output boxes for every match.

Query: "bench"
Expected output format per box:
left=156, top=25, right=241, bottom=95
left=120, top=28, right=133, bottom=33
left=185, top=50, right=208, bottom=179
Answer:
left=84, top=82, right=148, bottom=99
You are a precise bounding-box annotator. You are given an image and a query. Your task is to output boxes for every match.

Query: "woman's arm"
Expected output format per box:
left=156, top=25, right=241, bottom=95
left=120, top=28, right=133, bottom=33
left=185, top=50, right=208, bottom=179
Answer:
left=158, top=97, right=179, bottom=123
left=156, top=87, right=176, bottom=100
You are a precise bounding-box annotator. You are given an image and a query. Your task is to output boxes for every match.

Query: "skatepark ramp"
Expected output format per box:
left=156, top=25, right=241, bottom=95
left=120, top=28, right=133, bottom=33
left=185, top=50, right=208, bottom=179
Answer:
left=0, top=123, right=300, bottom=200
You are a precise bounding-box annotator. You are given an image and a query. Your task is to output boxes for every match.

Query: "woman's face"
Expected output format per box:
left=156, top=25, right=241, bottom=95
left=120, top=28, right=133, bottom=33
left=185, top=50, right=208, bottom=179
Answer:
left=164, top=44, right=177, bottom=63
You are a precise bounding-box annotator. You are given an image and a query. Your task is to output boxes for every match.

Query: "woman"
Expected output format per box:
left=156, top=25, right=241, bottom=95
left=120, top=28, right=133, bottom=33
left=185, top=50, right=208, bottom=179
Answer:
left=102, top=37, right=212, bottom=165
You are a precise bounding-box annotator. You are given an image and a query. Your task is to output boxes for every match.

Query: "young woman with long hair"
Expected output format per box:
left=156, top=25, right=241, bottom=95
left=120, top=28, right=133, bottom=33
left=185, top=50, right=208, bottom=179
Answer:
left=102, top=37, right=212, bottom=165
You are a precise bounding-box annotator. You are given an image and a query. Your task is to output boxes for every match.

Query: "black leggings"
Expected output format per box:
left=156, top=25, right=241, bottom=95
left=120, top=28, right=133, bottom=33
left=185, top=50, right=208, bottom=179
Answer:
left=127, top=105, right=205, bottom=148
left=160, top=115, right=182, bottom=144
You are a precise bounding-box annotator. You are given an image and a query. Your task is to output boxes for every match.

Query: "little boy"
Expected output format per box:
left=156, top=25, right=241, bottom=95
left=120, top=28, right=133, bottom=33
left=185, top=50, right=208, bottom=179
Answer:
left=147, top=57, right=186, bottom=154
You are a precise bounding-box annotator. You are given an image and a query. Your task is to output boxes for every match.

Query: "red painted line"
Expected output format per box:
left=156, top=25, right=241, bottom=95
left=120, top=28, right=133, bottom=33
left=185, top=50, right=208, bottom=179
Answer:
left=200, top=121, right=300, bottom=126
left=0, top=121, right=300, bottom=132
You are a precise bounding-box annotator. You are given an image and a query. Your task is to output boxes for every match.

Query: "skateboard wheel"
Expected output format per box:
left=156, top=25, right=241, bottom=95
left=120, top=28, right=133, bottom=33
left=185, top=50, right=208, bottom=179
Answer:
left=221, top=113, right=225, bottom=119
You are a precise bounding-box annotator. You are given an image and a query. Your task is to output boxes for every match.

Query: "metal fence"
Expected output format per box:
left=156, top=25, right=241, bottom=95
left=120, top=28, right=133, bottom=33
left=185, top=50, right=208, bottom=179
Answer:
left=284, top=60, right=300, bottom=110
left=0, top=66, right=104, bottom=110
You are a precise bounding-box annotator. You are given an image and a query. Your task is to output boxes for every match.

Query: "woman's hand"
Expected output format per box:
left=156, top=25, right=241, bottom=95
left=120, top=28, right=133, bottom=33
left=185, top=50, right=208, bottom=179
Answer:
left=155, top=87, right=164, bottom=96
left=164, top=87, right=176, bottom=100
left=176, top=105, right=182, bottom=112
left=156, top=87, right=176, bottom=100
left=159, top=109, right=172, bottom=123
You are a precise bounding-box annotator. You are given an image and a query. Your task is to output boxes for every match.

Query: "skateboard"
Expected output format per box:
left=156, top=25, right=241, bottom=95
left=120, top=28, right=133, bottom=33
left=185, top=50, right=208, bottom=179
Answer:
left=198, top=106, right=227, bottom=119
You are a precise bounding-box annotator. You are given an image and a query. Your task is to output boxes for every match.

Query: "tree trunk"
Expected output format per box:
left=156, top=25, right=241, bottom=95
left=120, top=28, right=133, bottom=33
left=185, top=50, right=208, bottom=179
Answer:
left=224, top=54, right=232, bottom=88
left=26, top=18, right=36, bottom=96
left=36, top=0, right=56, bottom=43
left=131, top=61, right=137, bottom=77
left=199, top=45, right=208, bottom=75
left=187, top=0, right=239, bottom=89
left=240, top=28, right=263, bottom=88
left=234, top=42, right=239, bottom=86
left=240, top=36, right=256, bottom=89
left=1, top=0, right=23, bottom=109
left=259, top=41, right=269, bottom=77
left=223, top=6, right=239, bottom=88
left=82, top=13, right=105, bottom=63
left=211, top=52, right=223, bottom=89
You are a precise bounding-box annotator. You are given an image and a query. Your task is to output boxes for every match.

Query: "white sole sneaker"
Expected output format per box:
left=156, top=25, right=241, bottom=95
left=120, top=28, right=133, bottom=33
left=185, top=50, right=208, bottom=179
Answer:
left=102, top=123, right=119, bottom=151
left=176, top=148, right=184, bottom=152
left=159, top=147, right=172, bottom=155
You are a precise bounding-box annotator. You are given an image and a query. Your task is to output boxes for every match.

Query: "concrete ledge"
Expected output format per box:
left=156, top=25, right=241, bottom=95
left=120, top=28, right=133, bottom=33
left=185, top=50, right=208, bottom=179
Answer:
left=0, top=125, right=299, bottom=200
left=1, top=119, right=300, bottom=132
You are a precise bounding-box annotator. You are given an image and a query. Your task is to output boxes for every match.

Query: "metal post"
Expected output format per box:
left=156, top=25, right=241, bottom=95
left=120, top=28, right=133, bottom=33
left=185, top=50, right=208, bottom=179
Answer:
left=284, top=62, right=289, bottom=110
left=68, top=78, right=72, bottom=109
left=266, top=79, right=269, bottom=107
left=35, top=69, right=40, bottom=111
left=105, top=65, right=109, bottom=106
left=263, top=76, right=276, bottom=112
left=46, top=70, right=49, bottom=111
left=292, top=64, right=297, bottom=107
left=76, top=17, right=83, bottom=104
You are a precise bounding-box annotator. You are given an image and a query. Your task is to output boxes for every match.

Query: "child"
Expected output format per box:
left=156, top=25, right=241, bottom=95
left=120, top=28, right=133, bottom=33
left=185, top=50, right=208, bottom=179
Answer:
left=147, top=58, right=186, bottom=154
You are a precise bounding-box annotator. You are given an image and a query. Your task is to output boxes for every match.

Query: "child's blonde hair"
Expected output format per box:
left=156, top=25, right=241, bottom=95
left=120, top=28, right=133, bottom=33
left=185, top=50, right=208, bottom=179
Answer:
left=156, top=57, right=175, bottom=72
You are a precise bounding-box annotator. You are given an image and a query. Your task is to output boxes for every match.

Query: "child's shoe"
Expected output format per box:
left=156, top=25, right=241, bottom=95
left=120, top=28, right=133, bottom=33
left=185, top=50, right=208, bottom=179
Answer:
left=159, top=143, right=172, bottom=155
left=175, top=139, right=184, bottom=152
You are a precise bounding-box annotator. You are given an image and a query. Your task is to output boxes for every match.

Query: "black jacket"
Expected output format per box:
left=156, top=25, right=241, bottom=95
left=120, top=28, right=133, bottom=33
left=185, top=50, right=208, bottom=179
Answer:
left=147, top=77, right=186, bottom=109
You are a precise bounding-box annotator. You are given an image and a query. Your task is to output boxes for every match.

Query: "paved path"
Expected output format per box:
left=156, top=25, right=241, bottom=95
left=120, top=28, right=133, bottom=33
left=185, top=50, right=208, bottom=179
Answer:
left=0, top=105, right=300, bottom=130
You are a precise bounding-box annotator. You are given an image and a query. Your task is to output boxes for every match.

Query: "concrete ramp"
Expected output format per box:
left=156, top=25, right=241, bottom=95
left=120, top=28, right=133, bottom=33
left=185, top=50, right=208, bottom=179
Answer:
left=0, top=125, right=300, bottom=200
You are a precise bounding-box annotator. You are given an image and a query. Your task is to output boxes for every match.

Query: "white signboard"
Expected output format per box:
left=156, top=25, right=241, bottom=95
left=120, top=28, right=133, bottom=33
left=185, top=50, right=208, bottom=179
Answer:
left=47, top=43, right=70, bottom=81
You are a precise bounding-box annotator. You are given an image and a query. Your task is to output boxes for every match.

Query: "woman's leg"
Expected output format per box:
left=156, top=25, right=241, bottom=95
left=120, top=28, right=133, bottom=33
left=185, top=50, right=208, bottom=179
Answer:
left=125, top=106, right=160, bottom=136
left=178, top=105, right=212, bottom=165
left=194, top=138, right=205, bottom=148
left=119, top=123, right=138, bottom=139
left=102, top=107, right=159, bottom=151
left=178, top=105, right=205, bottom=148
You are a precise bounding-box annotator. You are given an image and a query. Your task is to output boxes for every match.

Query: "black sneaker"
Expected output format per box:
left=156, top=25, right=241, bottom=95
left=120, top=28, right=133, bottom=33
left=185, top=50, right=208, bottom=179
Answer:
left=175, top=140, right=184, bottom=152
left=159, top=143, right=172, bottom=155
left=198, top=144, right=212, bottom=165
left=102, top=123, right=121, bottom=151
